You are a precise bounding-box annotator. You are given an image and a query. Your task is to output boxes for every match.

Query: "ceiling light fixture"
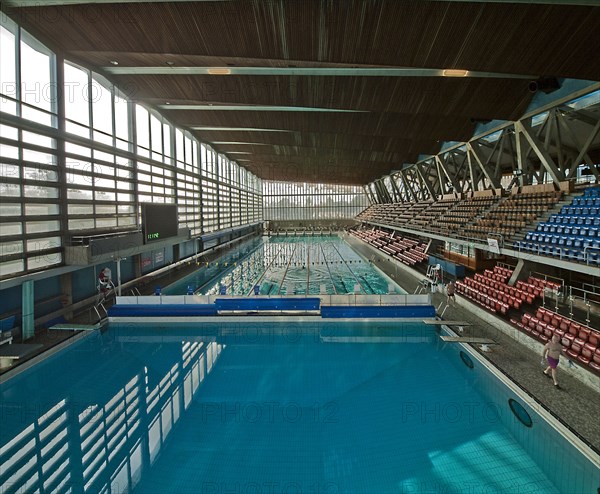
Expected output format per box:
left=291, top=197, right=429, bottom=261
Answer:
left=165, top=61, right=175, bottom=66
left=443, top=69, right=469, bottom=77
left=207, top=68, right=231, bottom=75
left=109, top=60, right=119, bottom=65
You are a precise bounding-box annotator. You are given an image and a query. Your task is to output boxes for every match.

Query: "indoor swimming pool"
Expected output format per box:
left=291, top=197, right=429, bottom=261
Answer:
left=164, top=235, right=404, bottom=297
left=0, top=321, right=597, bottom=493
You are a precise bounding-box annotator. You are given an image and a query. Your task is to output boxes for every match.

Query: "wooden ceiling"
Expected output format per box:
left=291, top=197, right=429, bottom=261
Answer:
left=4, top=0, right=600, bottom=184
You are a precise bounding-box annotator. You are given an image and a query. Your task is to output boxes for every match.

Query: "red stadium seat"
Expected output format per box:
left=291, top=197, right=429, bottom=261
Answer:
left=590, top=350, right=600, bottom=372
left=578, top=328, right=590, bottom=343
left=588, top=331, right=600, bottom=348
left=542, top=328, right=553, bottom=341
left=567, top=343, right=582, bottom=359
left=578, top=347, right=593, bottom=365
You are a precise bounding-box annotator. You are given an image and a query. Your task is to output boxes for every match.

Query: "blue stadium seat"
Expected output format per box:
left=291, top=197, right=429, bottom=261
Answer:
left=566, top=249, right=579, bottom=260
left=515, top=187, right=599, bottom=264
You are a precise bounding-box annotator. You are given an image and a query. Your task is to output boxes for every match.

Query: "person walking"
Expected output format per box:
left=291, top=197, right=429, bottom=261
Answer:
left=542, top=334, right=563, bottom=387
left=446, top=280, right=456, bottom=306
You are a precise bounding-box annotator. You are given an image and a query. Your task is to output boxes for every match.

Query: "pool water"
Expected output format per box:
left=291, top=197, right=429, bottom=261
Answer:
left=1, top=322, right=595, bottom=493
left=163, top=235, right=403, bottom=296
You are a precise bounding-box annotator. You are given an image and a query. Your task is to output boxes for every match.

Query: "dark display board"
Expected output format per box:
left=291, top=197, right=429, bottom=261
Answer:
left=141, top=203, right=178, bottom=243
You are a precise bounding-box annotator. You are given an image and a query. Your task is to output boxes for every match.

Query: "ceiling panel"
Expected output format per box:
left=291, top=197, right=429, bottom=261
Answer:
left=5, top=0, right=599, bottom=184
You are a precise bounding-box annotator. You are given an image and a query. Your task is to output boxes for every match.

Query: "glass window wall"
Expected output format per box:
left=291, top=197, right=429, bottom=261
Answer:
left=0, top=13, right=261, bottom=279
left=262, top=181, right=368, bottom=221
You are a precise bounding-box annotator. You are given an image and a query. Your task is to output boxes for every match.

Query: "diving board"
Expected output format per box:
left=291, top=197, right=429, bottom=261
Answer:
left=0, top=343, right=43, bottom=369
left=320, top=336, right=429, bottom=343
left=49, top=322, right=103, bottom=331
left=440, top=336, right=495, bottom=344
left=423, top=319, right=472, bottom=326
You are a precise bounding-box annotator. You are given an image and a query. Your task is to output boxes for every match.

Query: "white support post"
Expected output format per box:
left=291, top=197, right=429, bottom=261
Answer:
left=116, top=258, right=122, bottom=296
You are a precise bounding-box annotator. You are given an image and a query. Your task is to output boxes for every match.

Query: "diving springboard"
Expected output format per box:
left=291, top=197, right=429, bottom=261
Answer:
left=422, top=319, right=472, bottom=326
left=49, top=322, right=103, bottom=331
left=440, top=336, right=495, bottom=344
left=0, top=343, right=43, bottom=369
left=320, top=336, right=428, bottom=344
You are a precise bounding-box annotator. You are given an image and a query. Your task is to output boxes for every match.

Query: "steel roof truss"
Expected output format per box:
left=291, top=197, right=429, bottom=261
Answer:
left=515, top=120, right=563, bottom=186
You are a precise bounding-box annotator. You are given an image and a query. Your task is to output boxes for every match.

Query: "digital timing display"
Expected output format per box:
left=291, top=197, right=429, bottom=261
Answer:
left=141, top=203, right=178, bottom=243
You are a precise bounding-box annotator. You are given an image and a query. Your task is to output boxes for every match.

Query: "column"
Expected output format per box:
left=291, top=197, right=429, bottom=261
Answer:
left=22, top=279, right=34, bottom=340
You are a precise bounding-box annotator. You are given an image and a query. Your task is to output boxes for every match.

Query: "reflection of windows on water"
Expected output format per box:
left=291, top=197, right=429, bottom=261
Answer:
left=0, top=339, right=223, bottom=493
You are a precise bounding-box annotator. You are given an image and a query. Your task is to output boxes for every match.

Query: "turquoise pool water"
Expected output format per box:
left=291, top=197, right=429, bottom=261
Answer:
left=163, top=235, right=404, bottom=296
left=1, top=322, right=596, bottom=493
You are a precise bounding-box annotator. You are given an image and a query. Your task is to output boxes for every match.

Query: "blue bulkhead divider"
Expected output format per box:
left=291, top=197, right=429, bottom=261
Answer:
left=214, top=297, right=321, bottom=312
left=0, top=315, right=16, bottom=331
left=321, top=305, right=435, bottom=318
left=108, top=304, right=218, bottom=317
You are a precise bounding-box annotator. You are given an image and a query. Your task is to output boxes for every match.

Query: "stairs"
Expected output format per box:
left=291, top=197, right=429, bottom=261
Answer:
left=510, top=191, right=583, bottom=243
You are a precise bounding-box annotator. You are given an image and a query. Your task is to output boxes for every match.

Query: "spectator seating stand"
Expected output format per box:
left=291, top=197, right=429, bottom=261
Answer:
left=511, top=306, right=600, bottom=375
left=513, top=186, right=600, bottom=265
left=350, top=228, right=429, bottom=267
